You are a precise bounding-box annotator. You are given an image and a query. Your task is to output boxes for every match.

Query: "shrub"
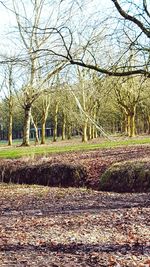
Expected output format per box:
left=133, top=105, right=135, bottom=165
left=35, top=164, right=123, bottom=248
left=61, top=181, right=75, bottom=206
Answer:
left=99, top=160, right=150, bottom=193
left=0, top=161, right=87, bottom=188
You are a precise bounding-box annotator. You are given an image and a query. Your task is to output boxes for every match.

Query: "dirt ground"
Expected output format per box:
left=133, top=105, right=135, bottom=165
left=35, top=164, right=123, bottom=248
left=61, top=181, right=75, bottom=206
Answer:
left=0, top=185, right=150, bottom=267
left=0, top=145, right=150, bottom=266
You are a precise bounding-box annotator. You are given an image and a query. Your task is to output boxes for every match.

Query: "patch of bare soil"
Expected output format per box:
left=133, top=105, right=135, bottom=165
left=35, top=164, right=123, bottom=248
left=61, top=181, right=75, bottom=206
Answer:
left=0, top=185, right=150, bottom=266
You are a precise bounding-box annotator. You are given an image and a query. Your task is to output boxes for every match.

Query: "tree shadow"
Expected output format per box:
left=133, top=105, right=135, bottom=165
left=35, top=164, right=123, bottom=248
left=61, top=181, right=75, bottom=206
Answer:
left=0, top=241, right=149, bottom=256
left=1, top=190, right=150, bottom=217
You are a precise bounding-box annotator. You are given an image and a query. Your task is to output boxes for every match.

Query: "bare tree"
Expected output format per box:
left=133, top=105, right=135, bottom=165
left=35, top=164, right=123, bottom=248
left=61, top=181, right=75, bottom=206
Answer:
left=7, top=64, right=13, bottom=145
left=35, top=0, right=150, bottom=77
left=30, top=113, right=40, bottom=144
left=12, top=0, right=65, bottom=146
left=41, top=94, right=50, bottom=144
left=0, top=62, right=16, bottom=145
left=113, top=76, right=145, bottom=137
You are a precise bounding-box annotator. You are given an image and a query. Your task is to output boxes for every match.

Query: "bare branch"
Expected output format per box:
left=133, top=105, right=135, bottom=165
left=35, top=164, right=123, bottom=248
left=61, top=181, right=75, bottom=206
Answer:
left=143, top=0, right=150, bottom=18
left=69, top=59, right=150, bottom=77
left=111, top=0, right=150, bottom=38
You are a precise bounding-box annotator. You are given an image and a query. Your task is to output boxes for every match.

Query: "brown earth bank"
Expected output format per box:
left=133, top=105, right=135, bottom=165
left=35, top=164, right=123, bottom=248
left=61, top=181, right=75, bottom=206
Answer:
left=0, top=145, right=150, bottom=191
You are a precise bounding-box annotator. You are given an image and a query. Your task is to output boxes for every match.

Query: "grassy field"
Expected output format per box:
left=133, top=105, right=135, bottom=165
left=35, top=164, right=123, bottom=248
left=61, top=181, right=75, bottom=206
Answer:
left=0, top=136, right=150, bottom=159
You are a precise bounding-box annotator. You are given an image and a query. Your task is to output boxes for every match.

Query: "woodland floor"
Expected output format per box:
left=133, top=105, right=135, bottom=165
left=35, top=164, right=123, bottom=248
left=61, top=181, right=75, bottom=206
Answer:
left=0, top=145, right=150, bottom=266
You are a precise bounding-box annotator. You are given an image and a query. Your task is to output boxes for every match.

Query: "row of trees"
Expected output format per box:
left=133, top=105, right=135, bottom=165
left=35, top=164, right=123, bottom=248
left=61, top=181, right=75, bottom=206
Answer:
left=0, top=66, right=150, bottom=145
left=0, top=0, right=149, bottom=146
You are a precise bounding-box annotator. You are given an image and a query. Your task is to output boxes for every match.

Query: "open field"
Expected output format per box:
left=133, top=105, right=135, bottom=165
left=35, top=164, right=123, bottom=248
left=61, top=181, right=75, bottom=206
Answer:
left=0, top=136, right=150, bottom=159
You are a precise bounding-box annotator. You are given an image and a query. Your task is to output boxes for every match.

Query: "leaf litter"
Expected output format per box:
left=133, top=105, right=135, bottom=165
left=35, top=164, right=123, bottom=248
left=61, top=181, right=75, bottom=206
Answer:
left=0, top=145, right=150, bottom=266
left=0, top=185, right=149, bottom=266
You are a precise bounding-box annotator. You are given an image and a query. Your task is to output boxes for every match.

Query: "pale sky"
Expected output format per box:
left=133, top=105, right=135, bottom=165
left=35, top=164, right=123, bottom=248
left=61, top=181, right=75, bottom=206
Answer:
left=0, top=2, right=17, bottom=53
left=0, top=0, right=113, bottom=54
left=0, top=0, right=147, bottom=76
left=0, top=0, right=148, bottom=93
left=0, top=0, right=148, bottom=55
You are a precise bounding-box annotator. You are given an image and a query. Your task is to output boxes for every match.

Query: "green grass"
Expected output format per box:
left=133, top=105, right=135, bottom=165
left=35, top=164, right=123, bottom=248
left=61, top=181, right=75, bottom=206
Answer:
left=0, top=136, right=150, bottom=159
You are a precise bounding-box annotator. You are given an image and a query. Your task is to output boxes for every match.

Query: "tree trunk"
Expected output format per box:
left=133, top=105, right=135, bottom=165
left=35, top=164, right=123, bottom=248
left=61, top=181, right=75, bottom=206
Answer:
left=53, top=103, right=58, bottom=142
left=124, top=114, right=128, bottom=135
left=95, top=128, right=98, bottom=138
left=127, top=113, right=136, bottom=137
left=143, top=115, right=147, bottom=133
left=91, top=124, right=95, bottom=139
left=82, top=119, right=88, bottom=142
left=148, top=123, right=150, bottom=135
left=127, top=115, right=131, bottom=137
left=130, top=113, right=136, bottom=137
left=87, top=124, right=92, bottom=140
left=34, top=124, right=39, bottom=145
left=21, top=105, right=31, bottom=146
left=148, top=115, right=150, bottom=134
left=41, top=101, right=50, bottom=144
left=8, top=96, right=13, bottom=146
left=31, top=115, right=39, bottom=144
left=62, top=114, right=66, bottom=140
left=67, top=124, right=71, bottom=139
left=41, top=120, right=46, bottom=144
left=91, top=108, right=97, bottom=139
